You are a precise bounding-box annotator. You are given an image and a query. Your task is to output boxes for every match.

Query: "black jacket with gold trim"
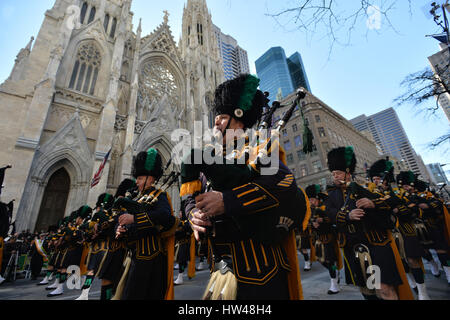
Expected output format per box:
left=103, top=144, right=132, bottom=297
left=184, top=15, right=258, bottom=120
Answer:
left=121, top=187, right=177, bottom=261
left=325, top=187, right=395, bottom=247
left=184, top=161, right=308, bottom=285
left=311, top=205, right=335, bottom=240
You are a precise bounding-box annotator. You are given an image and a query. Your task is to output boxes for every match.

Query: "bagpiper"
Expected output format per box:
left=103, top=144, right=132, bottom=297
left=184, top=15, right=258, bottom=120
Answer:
left=413, top=178, right=450, bottom=286
left=181, top=74, right=309, bottom=300
left=113, top=148, right=178, bottom=300
left=47, top=207, right=91, bottom=297
left=307, top=184, right=343, bottom=295
left=75, top=195, right=113, bottom=300
left=324, top=147, right=413, bottom=300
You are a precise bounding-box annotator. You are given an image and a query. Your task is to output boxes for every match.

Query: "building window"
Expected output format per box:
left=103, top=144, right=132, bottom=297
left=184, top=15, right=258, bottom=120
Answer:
left=284, top=141, right=292, bottom=151
left=287, top=154, right=294, bottom=165
left=197, top=23, right=203, bottom=45
left=87, top=6, right=96, bottom=24
left=322, top=142, right=330, bottom=153
left=292, top=124, right=298, bottom=132
left=294, top=135, right=302, bottom=147
left=297, top=150, right=306, bottom=161
left=312, top=160, right=322, bottom=173
left=110, top=18, right=117, bottom=38
left=300, top=165, right=308, bottom=177
left=282, top=129, right=288, bottom=137
left=318, top=127, right=326, bottom=137
left=80, top=2, right=88, bottom=24
left=69, top=42, right=101, bottom=96
left=104, top=14, right=110, bottom=32
left=315, top=115, right=321, bottom=123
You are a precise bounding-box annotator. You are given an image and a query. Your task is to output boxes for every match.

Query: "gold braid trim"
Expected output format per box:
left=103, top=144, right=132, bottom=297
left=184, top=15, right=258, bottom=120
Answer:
left=180, top=180, right=202, bottom=197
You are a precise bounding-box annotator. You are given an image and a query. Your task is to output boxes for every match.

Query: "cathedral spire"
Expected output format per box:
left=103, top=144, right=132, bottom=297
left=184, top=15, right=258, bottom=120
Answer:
left=137, top=18, right=142, bottom=36
left=25, top=36, right=34, bottom=51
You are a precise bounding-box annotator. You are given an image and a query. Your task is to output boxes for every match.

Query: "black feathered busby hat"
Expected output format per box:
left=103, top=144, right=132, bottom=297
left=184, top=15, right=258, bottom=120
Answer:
left=327, top=146, right=357, bottom=174
left=369, top=158, right=395, bottom=183
left=396, top=171, right=416, bottom=186
left=414, top=179, right=428, bottom=192
left=115, top=179, right=137, bottom=198
left=68, top=210, right=78, bottom=223
left=213, top=74, right=268, bottom=129
left=132, top=148, right=163, bottom=180
left=305, top=184, right=321, bottom=199
left=96, top=193, right=114, bottom=210
left=77, top=205, right=92, bottom=220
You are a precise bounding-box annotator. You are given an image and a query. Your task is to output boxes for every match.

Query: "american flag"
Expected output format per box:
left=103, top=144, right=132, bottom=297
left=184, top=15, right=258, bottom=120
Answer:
left=90, top=148, right=111, bottom=188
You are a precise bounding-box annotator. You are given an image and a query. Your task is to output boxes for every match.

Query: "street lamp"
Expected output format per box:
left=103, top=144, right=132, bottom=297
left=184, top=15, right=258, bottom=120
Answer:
left=430, top=1, right=450, bottom=44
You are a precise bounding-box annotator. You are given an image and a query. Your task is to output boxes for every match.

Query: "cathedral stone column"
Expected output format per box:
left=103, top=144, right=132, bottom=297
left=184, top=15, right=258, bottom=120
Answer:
left=11, top=9, right=76, bottom=220
left=88, top=0, right=131, bottom=204
left=120, top=20, right=141, bottom=181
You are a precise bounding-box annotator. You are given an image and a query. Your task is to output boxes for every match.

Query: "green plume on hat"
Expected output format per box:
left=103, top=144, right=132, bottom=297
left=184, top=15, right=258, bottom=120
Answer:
left=344, top=146, right=354, bottom=169
left=385, top=160, right=393, bottom=173
left=145, top=148, right=158, bottom=172
left=237, top=75, right=260, bottom=112
left=407, top=171, right=415, bottom=184
left=315, top=184, right=321, bottom=194
left=81, top=205, right=89, bottom=216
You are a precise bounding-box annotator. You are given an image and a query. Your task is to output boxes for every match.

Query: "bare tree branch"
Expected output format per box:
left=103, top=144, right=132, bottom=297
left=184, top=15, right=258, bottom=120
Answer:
left=266, top=0, right=412, bottom=54
left=428, top=132, right=450, bottom=150
left=394, top=64, right=450, bottom=117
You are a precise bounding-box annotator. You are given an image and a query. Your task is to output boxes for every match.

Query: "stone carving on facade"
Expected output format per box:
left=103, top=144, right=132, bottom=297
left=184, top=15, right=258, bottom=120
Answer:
left=114, top=114, right=127, bottom=131
left=137, top=58, right=180, bottom=123
left=54, top=89, right=103, bottom=110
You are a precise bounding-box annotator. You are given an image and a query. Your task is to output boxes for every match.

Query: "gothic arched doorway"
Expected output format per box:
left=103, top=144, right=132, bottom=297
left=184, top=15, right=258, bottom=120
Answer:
left=35, top=168, right=71, bottom=232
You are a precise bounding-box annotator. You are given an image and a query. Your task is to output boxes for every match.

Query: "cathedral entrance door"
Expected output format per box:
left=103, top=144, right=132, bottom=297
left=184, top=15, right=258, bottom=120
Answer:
left=35, top=168, right=70, bottom=233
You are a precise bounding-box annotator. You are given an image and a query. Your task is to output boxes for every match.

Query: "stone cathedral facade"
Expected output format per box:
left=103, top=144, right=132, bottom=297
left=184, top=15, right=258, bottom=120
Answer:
left=0, top=0, right=224, bottom=232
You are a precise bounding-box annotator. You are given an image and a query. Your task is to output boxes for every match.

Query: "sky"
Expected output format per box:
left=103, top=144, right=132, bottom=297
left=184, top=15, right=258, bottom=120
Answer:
left=0, top=0, right=449, bottom=179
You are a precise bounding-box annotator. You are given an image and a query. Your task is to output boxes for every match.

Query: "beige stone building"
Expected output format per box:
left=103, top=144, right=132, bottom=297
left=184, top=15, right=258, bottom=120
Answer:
left=0, top=0, right=224, bottom=232
left=273, top=89, right=381, bottom=189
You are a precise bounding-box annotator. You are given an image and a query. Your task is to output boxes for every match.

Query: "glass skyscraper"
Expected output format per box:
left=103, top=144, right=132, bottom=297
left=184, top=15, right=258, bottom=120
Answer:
left=287, top=52, right=311, bottom=92
left=255, top=47, right=311, bottom=99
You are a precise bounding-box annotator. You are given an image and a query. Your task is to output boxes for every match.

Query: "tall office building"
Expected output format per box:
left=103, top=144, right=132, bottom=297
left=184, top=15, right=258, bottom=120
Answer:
left=287, top=52, right=311, bottom=92
left=213, top=25, right=250, bottom=80
left=255, top=47, right=311, bottom=99
left=350, top=108, right=430, bottom=180
left=427, top=163, right=449, bottom=185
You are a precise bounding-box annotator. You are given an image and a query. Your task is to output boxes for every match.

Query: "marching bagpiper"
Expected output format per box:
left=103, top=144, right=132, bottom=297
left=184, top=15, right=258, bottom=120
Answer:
left=307, top=184, right=343, bottom=295
left=324, top=147, right=413, bottom=300
left=113, top=148, right=178, bottom=300
left=75, top=195, right=113, bottom=300
left=47, top=207, right=91, bottom=297
left=181, top=74, right=309, bottom=300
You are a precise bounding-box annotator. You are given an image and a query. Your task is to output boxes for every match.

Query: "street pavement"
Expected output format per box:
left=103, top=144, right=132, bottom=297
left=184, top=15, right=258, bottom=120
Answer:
left=0, top=252, right=448, bottom=300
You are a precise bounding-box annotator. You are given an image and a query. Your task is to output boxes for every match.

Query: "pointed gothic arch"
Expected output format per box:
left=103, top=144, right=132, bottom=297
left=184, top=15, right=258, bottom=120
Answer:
left=68, top=41, right=102, bottom=95
left=15, top=115, right=94, bottom=232
left=58, top=22, right=112, bottom=99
